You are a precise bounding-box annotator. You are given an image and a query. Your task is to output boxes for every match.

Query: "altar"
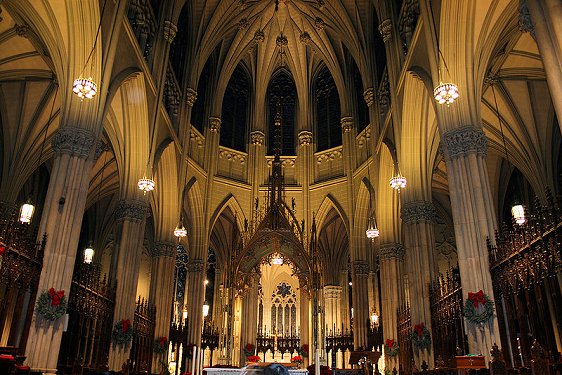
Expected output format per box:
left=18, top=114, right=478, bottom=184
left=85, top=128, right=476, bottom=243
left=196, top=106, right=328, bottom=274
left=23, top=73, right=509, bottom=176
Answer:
left=205, top=366, right=309, bottom=375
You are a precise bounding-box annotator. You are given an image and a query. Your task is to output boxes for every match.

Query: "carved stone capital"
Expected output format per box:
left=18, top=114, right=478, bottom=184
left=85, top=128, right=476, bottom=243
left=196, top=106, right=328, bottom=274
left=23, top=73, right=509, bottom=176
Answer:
left=352, top=260, right=370, bottom=276
left=363, top=88, right=375, bottom=107
left=187, top=258, right=204, bottom=273
left=341, top=117, right=353, bottom=133
left=379, top=243, right=406, bottom=260
left=15, top=24, right=29, bottom=38
left=115, top=199, right=148, bottom=223
left=209, top=117, right=221, bottom=133
left=401, top=201, right=436, bottom=224
left=186, top=88, right=197, bottom=107
left=518, top=0, right=535, bottom=37
left=153, top=241, right=176, bottom=258
left=298, top=131, right=313, bottom=146
left=250, top=131, right=265, bottom=145
left=52, top=127, right=96, bottom=159
left=441, top=126, right=488, bottom=160
left=323, top=285, right=342, bottom=299
left=379, top=19, right=392, bottom=43
left=163, top=20, right=177, bottom=43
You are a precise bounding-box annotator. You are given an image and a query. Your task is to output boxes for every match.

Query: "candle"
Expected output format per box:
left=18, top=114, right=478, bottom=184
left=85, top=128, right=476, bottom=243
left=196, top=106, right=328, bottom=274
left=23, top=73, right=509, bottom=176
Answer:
left=315, top=349, right=320, bottom=375
left=200, top=347, right=205, bottom=375
left=192, top=346, right=197, bottom=375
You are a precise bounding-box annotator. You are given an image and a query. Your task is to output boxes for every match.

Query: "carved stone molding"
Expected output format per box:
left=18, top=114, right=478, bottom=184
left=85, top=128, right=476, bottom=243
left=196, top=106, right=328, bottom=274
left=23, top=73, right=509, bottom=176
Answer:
left=379, top=243, right=406, bottom=260
left=163, top=20, right=177, bottom=43
left=209, top=117, right=221, bottom=133
left=298, top=131, right=313, bottom=146
left=341, top=117, right=353, bottom=133
left=323, top=285, right=342, bottom=299
left=15, top=24, right=29, bottom=38
left=316, top=149, right=342, bottom=164
left=115, top=199, right=148, bottom=223
left=219, top=148, right=246, bottom=164
left=314, top=17, right=325, bottom=30
left=299, top=32, right=311, bottom=45
left=363, top=88, right=375, bottom=107
left=250, top=131, right=265, bottom=145
left=379, top=19, right=392, bottom=43
left=52, top=127, right=96, bottom=159
left=238, top=18, right=249, bottom=30
left=401, top=200, right=436, bottom=224
left=187, top=259, right=204, bottom=273
left=254, top=30, right=265, bottom=43
left=94, top=141, right=110, bottom=160
left=441, top=126, right=488, bottom=160
left=186, top=88, right=197, bottom=107
left=153, top=241, right=176, bottom=258
left=352, top=261, right=370, bottom=276
left=518, top=0, right=535, bottom=37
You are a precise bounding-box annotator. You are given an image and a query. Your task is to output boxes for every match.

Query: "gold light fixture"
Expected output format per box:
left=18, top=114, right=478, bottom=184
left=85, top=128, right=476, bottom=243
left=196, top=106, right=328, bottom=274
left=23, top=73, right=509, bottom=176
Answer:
left=434, top=82, right=459, bottom=105
left=511, top=204, right=526, bottom=225
left=370, top=310, right=379, bottom=327
left=202, top=303, right=210, bottom=318
left=138, top=176, right=155, bottom=194
left=72, top=78, right=98, bottom=100
left=389, top=173, right=407, bottom=191
left=19, top=201, right=35, bottom=224
left=84, top=243, right=94, bottom=264
left=365, top=216, right=379, bottom=240
left=271, top=253, right=284, bottom=265
left=174, top=215, right=187, bottom=238
left=182, top=306, right=188, bottom=320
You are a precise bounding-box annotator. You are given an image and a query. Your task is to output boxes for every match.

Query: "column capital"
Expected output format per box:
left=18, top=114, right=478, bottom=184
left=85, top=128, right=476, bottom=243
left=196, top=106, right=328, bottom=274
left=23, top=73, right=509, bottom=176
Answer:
left=52, top=127, right=96, bottom=159
left=209, top=117, right=221, bottom=133
left=352, top=260, right=369, bottom=275
left=163, top=20, right=178, bottom=43
left=115, top=199, right=148, bottom=223
left=186, top=88, right=197, bottom=106
left=518, top=0, right=535, bottom=36
left=323, top=285, right=343, bottom=298
left=153, top=241, right=176, bottom=258
left=341, top=117, right=353, bottom=133
left=363, top=88, right=375, bottom=107
left=379, top=243, right=406, bottom=260
left=441, top=126, right=488, bottom=160
left=298, top=130, right=313, bottom=146
left=187, top=258, right=204, bottom=273
left=379, top=19, right=392, bottom=43
left=401, top=200, right=436, bottom=224
left=250, top=130, right=265, bottom=145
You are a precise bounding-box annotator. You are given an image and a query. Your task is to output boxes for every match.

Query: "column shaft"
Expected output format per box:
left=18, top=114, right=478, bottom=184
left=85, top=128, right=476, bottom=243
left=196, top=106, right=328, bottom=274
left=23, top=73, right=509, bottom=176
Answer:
left=351, top=261, right=370, bottom=349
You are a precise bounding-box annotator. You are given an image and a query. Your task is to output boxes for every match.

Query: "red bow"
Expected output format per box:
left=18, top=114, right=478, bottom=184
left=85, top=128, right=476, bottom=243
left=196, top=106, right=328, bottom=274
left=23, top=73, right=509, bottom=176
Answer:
left=121, top=319, right=131, bottom=333
left=159, top=336, right=167, bottom=346
left=385, top=339, right=395, bottom=348
left=48, top=288, right=65, bottom=306
left=0, top=244, right=6, bottom=256
left=414, top=323, right=424, bottom=338
left=468, top=290, right=485, bottom=308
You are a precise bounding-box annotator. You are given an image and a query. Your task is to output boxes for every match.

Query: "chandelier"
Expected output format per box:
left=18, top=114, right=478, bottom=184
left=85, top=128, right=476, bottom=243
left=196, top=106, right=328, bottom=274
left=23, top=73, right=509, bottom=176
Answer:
left=83, top=243, right=94, bottom=264
left=138, top=177, right=155, bottom=194
left=511, top=204, right=526, bottom=225
left=174, top=222, right=187, bottom=238
left=365, top=216, right=379, bottom=240
left=272, top=253, right=284, bottom=265
left=389, top=173, right=407, bottom=191
left=434, top=82, right=459, bottom=105
left=19, top=201, right=35, bottom=224
left=72, top=78, right=98, bottom=100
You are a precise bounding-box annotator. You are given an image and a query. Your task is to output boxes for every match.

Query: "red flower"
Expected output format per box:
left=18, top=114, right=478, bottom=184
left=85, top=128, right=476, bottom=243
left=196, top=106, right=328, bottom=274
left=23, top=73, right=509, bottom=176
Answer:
left=245, top=343, right=254, bottom=351
left=121, top=319, right=131, bottom=333
left=247, top=355, right=261, bottom=363
left=468, top=290, right=485, bottom=308
left=291, top=356, right=303, bottom=363
left=414, top=322, right=424, bottom=338
left=159, top=336, right=167, bottom=346
left=48, top=288, right=65, bottom=306
left=385, top=339, right=395, bottom=348
left=0, top=244, right=6, bottom=256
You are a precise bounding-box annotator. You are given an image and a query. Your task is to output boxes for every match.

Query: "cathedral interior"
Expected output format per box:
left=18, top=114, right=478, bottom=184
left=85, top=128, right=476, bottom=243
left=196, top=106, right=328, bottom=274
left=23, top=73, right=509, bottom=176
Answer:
left=0, top=0, right=561, bottom=374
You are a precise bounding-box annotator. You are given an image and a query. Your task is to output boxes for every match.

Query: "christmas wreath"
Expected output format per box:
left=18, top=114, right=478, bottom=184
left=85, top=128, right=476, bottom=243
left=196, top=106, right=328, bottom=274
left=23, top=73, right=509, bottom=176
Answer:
left=411, top=322, right=431, bottom=351
left=244, top=343, right=255, bottom=358
left=384, top=339, right=398, bottom=357
left=154, top=336, right=168, bottom=354
left=36, top=288, right=67, bottom=321
left=463, top=290, right=494, bottom=324
left=112, top=319, right=134, bottom=348
left=299, top=344, right=309, bottom=358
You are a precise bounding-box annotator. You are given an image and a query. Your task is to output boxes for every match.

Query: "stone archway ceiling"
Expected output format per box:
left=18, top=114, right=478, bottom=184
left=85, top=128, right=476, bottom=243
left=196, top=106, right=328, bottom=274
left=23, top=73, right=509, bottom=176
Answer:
left=318, top=208, right=348, bottom=285
left=209, top=207, right=239, bottom=267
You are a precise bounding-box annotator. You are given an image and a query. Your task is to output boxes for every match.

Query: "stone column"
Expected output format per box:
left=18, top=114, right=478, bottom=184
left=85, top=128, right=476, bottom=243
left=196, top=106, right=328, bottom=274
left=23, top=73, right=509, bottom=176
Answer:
left=340, top=269, right=351, bottom=333
left=212, top=268, right=224, bottom=331
left=401, top=200, right=437, bottom=368
left=239, top=275, right=259, bottom=366
left=323, top=285, right=342, bottom=334
left=150, top=241, right=177, bottom=373
left=523, top=0, right=562, bottom=129
left=379, top=243, right=406, bottom=371
left=186, top=258, right=205, bottom=347
left=248, top=131, right=266, bottom=214
left=298, top=277, right=310, bottom=367
left=297, top=130, right=313, bottom=229
left=351, top=260, right=370, bottom=349
left=440, top=126, right=500, bottom=359
left=108, top=199, right=148, bottom=371
left=25, top=127, right=96, bottom=373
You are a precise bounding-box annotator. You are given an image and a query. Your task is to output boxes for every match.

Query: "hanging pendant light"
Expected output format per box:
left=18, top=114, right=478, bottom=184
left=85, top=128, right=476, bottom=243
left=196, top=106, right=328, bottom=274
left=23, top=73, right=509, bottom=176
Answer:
left=174, top=219, right=187, bottom=238
left=365, top=216, right=379, bottom=240
left=511, top=203, right=526, bottom=225
left=73, top=77, right=98, bottom=100
left=202, top=302, right=210, bottom=318
left=84, top=242, right=95, bottom=264
left=434, top=82, right=459, bottom=105
left=19, top=200, right=35, bottom=224
left=389, top=173, right=407, bottom=191
left=138, top=176, right=155, bottom=194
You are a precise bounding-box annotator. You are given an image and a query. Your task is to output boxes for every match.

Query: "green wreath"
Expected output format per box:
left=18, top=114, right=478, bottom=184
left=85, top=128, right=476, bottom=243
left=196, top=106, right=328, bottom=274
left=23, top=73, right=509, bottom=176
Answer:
left=36, top=288, right=67, bottom=321
left=463, top=290, right=494, bottom=324
left=384, top=339, right=398, bottom=357
left=112, top=319, right=134, bottom=348
left=154, top=336, right=168, bottom=354
left=411, top=323, right=431, bottom=351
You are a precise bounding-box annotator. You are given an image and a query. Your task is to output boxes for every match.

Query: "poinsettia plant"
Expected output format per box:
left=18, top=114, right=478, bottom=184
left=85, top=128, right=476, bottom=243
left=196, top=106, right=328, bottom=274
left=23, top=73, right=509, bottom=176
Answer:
left=291, top=355, right=304, bottom=365
left=244, top=343, right=255, bottom=357
left=463, top=290, right=494, bottom=324
left=246, top=355, right=261, bottom=363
